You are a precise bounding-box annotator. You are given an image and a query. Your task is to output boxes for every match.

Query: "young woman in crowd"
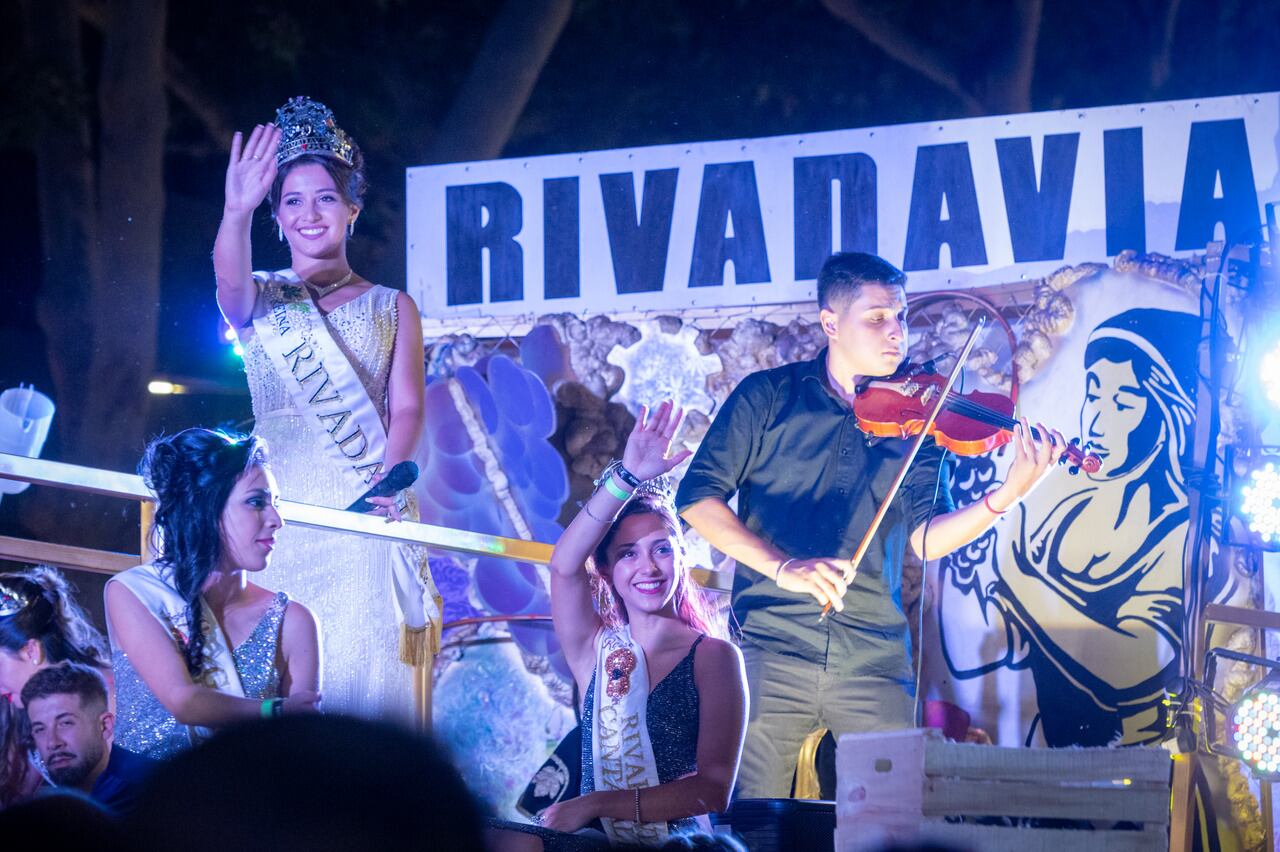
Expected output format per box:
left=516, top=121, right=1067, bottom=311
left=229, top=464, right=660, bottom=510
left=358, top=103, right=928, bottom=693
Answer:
left=494, top=401, right=748, bottom=851
left=106, top=428, right=321, bottom=759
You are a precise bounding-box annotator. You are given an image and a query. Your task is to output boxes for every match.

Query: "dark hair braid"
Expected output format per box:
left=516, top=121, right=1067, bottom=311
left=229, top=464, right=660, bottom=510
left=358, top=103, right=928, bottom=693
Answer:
left=140, top=428, right=267, bottom=677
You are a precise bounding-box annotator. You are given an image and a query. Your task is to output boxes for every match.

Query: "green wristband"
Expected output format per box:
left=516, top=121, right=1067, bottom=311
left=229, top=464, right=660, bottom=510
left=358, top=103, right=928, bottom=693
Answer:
left=603, top=474, right=632, bottom=502
left=260, top=698, right=274, bottom=719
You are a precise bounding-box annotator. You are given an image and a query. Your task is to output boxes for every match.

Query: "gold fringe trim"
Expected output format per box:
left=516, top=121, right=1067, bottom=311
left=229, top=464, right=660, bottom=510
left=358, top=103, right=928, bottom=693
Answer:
left=399, top=619, right=441, bottom=667
left=793, top=728, right=828, bottom=799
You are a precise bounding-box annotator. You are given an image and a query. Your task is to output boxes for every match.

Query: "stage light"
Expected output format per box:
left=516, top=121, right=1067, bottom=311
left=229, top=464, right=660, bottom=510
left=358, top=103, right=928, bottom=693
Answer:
left=1240, top=463, right=1280, bottom=545
left=1230, top=676, right=1280, bottom=780
left=1203, top=646, right=1280, bottom=781
left=1225, top=446, right=1280, bottom=551
left=1263, top=340, right=1280, bottom=408
left=220, top=324, right=244, bottom=359
left=147, top=380, right=187, bottom=395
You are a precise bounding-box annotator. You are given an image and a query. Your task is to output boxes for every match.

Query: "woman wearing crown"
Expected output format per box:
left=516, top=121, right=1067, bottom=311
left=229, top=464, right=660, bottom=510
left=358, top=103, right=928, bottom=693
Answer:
left=213, top=98, right=441, bottom=723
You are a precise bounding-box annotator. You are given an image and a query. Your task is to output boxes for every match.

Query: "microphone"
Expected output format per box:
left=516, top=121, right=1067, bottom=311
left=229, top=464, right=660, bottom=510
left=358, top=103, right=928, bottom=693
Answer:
left=344, top=461, right=420, bottom=512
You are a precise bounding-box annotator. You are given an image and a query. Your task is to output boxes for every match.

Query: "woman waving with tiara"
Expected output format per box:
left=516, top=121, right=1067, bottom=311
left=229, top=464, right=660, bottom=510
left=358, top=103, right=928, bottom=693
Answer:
left=492, top=401, right=748, bottom=851
left=213, top=97, right=441, bottom=723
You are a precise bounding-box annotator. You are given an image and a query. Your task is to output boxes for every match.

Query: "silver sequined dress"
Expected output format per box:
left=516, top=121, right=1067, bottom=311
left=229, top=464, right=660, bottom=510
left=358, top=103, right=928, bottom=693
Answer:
left=114, top=592, right=289, bottom=760
left=242, top=282, right=429, bottom=723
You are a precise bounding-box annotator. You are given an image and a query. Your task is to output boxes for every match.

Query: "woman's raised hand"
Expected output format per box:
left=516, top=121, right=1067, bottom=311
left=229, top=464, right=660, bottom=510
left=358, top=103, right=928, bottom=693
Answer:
left=621, top=399, right=693, bottom=482
left=224, top=124, right=281, bottom=215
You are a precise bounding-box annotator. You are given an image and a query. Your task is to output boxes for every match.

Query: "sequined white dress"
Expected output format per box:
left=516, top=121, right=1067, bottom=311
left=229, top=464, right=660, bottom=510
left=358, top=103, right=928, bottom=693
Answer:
left=242, top=282, right=431, bottom=723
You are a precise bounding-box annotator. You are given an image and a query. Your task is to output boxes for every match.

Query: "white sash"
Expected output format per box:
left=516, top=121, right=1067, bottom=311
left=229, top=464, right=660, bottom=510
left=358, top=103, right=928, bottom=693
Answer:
left=252, top=270, right=386, bottom=492
left=110, top=563, right=243, bottom=746
left=252, top=271, right=441, bottom=658
left=593, top=627, right=669, bottom=846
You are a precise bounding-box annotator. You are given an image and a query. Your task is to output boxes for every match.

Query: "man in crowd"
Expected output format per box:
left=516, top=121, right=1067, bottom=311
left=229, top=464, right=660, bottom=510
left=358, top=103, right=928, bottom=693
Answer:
left=21, top=662, right=156, bottom=816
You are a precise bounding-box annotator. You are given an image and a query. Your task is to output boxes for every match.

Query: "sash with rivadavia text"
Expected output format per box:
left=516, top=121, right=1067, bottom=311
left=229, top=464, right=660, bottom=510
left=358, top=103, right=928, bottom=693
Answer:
left=593, top=626, right=669, bottom=846
left=252, top=271, right=441, bottom=660
left=109, top=563, right=244, bottom=746
left=252, top=270, right=386, bottom=493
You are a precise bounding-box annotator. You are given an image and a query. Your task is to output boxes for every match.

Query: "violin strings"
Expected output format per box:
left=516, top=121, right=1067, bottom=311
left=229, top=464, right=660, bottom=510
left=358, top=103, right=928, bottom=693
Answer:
left=937, top=390, right=1077, bottom=453
left=895, top=377, right=1085, bottom=455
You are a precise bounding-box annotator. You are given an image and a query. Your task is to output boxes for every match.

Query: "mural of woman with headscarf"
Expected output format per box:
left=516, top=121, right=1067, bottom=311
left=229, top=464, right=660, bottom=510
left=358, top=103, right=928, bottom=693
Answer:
left=940, top=308, right=1200, bottom=748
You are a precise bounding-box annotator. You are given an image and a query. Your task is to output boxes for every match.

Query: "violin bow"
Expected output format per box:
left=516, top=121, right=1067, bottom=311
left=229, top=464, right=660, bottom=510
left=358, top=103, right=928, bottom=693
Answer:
left=819, top=316, right=987, bottom=622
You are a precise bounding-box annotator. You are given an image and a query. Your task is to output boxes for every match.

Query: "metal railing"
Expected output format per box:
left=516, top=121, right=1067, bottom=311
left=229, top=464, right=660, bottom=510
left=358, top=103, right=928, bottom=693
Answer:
left=0, top=451, right=734, bottom=730
left=0, top=450, right=737, bottom=731
left=0, top=451, right=557, bottom=730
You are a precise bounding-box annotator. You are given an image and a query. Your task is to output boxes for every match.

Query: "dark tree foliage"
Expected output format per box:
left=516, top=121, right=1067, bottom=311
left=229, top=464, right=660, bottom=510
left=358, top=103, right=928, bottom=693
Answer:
left=0, top=0, right=1277, bottom=552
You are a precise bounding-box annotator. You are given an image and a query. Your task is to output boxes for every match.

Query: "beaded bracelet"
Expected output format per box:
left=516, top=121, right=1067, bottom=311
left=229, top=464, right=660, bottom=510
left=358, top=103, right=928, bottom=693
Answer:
left=634, top=788, right=642, bottom=823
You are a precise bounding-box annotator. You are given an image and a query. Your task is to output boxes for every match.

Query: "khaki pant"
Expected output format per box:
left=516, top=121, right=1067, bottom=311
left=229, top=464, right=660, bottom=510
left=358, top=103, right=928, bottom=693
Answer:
left=735, top=642, right=915, bottom=799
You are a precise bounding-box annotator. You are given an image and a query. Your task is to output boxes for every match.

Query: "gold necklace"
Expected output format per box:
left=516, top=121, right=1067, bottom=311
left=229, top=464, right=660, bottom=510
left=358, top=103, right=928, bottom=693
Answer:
left=300, top=268, right=355, bottom=298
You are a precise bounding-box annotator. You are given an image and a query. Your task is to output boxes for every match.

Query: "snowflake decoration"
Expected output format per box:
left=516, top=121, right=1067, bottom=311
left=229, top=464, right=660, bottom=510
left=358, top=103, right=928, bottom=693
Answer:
left=606, top=319, right=720, bottom=422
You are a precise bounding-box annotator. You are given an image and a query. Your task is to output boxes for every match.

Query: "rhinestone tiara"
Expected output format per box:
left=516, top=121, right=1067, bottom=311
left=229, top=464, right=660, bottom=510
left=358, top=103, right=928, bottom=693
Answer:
left=0, top=581, right=31, bottom=618
left=274, top=96, right=356, bottom=167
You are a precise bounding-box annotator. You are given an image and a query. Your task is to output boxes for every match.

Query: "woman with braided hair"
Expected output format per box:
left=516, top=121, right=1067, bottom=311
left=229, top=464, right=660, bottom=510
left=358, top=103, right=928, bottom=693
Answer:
left=492, top=401, right=747, bottom=851
left=105, top=428, right=320, bottom=760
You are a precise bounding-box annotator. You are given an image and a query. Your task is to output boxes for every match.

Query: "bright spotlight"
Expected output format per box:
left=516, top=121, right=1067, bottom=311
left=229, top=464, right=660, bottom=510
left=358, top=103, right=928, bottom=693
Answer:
left=1231, top=679, right=1280, bottom=780
left=1240, top=463, right=1280, bottom=545
left=1226, top=446, right=1280, bottom=551
left=147, top=380, right=186, bottom=395
left=1204, top=647, right=1280, bottom=782
left=1262, top=341, right=1280, bottom=408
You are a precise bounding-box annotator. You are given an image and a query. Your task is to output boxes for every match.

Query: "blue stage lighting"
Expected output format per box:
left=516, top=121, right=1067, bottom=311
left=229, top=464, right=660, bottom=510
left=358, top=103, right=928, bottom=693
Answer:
left=1262, top=340, right=1280, bottom=408
left=221, top=323, right=244, bottom=359
left=1232, top=681, right=1280, bottom=780
left=1240, top=462, right=1280, bottom=545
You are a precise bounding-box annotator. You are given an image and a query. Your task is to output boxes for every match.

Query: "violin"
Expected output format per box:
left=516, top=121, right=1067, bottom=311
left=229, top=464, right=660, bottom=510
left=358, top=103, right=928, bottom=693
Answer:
left=853, top=360, right=1103, bottom=474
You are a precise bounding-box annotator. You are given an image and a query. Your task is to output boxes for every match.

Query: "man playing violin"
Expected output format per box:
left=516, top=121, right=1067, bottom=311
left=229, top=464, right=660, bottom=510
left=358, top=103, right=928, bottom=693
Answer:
left=676, top=251, right=1067, bottom=799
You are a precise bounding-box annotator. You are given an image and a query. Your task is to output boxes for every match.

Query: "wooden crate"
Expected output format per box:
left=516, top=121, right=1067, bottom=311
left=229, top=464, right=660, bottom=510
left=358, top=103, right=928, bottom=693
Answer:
left=835, top=729, right=1171, bottom=852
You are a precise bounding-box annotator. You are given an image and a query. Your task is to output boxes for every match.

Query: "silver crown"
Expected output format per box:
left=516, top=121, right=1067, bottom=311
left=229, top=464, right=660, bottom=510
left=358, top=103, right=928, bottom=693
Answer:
left=274, top=96, right=355, bottom=167
left=634, top=474, right=678, bottom=513
left=0, top=582, right=30, bottom=618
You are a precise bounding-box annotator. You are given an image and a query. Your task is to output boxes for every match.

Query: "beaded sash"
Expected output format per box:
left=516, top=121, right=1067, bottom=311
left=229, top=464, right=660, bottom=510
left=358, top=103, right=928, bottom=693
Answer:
left=252, top=271, right=440, bottom=663
left=252, top=269, right=387, bottom=494
left=592, top=626, right=669, bottom=846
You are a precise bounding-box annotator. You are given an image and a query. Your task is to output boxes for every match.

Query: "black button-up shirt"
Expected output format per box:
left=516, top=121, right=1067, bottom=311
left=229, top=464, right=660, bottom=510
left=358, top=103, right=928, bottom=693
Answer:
left=676, top=349, right=954, bottom=678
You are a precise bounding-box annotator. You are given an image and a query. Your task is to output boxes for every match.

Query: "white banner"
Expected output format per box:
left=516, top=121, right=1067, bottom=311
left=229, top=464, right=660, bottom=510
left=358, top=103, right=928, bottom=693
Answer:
left=407, top=92, right=1280, bottom=318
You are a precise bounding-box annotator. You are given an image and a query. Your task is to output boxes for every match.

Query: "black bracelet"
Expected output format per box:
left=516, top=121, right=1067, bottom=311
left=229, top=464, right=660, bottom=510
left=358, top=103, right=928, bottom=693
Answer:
left=271, top=697, right=284, bottom=718
left=611, top=462, right=641, bottom=489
